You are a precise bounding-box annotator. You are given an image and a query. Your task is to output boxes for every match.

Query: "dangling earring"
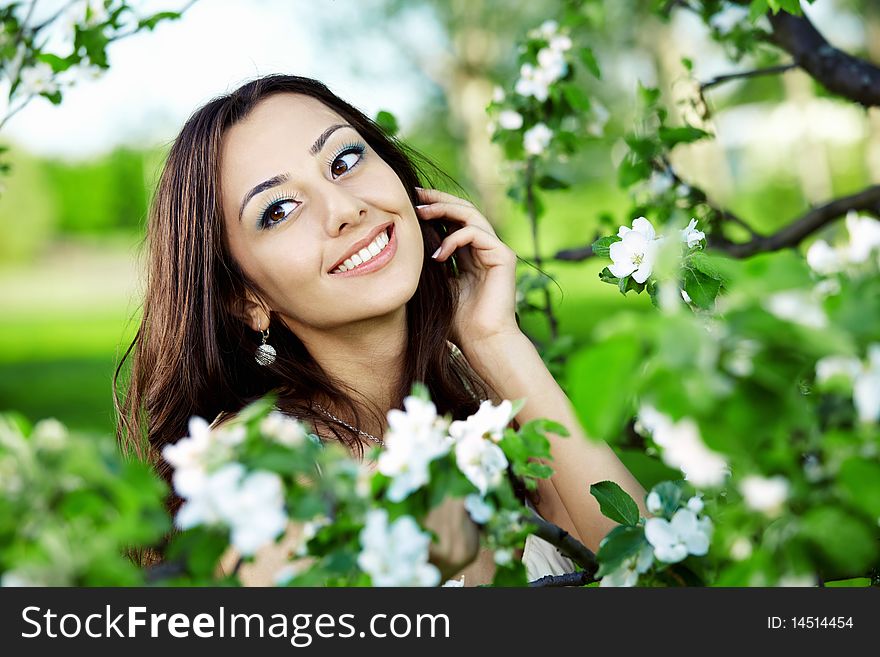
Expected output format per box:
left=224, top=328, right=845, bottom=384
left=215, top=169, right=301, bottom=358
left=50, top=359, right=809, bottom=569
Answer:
left=255, top=320, right=276, bottom=366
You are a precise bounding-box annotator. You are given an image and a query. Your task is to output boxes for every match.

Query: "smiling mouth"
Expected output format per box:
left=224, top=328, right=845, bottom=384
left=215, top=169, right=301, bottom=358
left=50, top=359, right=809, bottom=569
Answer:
left=329, top=224, right=395, bottom=275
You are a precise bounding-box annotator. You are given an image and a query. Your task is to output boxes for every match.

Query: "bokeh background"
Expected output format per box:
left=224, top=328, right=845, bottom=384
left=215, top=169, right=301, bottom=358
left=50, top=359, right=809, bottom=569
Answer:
left=1, top=0, right=877, bottom=436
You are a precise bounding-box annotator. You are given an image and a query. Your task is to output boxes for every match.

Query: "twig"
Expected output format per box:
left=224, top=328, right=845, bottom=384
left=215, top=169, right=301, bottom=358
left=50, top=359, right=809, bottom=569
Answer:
left=524, top=158, right=559, bottom=340
left=522, top=507, right=599, bottom=577
left=529, top=570, right=595, bottom=587
left=699, top=63, right=798, bottom=93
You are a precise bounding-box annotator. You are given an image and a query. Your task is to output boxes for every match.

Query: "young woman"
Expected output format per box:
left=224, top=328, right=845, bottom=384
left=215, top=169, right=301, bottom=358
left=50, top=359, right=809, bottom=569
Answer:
left=115, top=74, right=647, bottom=586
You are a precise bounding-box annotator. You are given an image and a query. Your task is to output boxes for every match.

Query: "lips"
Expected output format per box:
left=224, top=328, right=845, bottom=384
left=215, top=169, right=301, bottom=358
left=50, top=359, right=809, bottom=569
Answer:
left=327, top=221, right=394, bottom=274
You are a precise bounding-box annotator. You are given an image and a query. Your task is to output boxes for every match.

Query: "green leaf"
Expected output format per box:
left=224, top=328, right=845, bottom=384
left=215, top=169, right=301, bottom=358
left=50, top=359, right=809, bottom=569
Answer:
left=618, top=156, right=652, bottom=188
left=375, top=110, right=399, bottom=135
left=561, top=83, right=591, bottom=111
left=658, top=126, right=710, bottom=148
left=837, top=459, right=880, bottom=520
left=579, top=47, right=601, bottom=78
left=137, top=11, right=182, bottom=31
left=590, top=481, right=640, bottom=526
left=537, top=174, right=570, bottom=190
left=568, top=333, right=642, bottom=441
left=688, top=251, right=727, bottom=281
left=596, top=525, right=646, bottom=576
left=598, top=266, right=619, bottom=284
left=800, top=507, right=878, bottom=574
left=682, top=267, right=722, bottom=309
left=649, top=481, right=685, bottom=518
left=591, top=235, right=620, bottom=258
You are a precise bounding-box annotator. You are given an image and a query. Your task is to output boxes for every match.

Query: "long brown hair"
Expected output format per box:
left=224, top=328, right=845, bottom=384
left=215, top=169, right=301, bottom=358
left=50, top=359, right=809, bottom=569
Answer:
left=114, top=75, right=493, bottom=536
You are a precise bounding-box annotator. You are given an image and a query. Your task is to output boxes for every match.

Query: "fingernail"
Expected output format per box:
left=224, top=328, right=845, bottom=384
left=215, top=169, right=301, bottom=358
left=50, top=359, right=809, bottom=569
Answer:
left=431, top=247, right=441, bottom=259
left=416, top=204, right=429, bottom=209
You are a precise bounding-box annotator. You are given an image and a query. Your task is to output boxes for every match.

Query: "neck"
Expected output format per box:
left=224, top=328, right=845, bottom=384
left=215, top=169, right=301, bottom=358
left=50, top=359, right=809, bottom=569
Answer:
left=284, top=306, right=408, bottom=436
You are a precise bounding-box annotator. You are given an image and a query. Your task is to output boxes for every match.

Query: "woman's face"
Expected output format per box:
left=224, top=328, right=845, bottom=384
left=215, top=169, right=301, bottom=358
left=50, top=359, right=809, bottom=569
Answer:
left=220, top=93, right=424, bottom=335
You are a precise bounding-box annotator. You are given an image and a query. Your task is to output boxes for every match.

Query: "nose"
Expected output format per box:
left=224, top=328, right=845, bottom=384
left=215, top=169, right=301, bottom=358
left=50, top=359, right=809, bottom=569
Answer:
left=318, top=180, right=369, bottom=237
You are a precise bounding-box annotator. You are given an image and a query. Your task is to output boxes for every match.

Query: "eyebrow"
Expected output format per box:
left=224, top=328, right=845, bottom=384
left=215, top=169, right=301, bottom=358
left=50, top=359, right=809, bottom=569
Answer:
left=237, top=123, right=351, bottom=222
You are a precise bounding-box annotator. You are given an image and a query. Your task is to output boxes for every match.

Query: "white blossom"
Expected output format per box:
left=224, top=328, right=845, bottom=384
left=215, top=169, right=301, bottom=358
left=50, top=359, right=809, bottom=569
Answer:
left=549, top=34, right=572, bottom=52
left=609, top=217, right=661, bottom=284
left=454, top=433, right=508, bottom=496
left=174, top=462, right=287, bottom=557
left=464, top=494, right=494, bottom=524
left=686, top=495, right=704, bottom=513
left=442, top=576, right=465, bottom=587
left=815, top=355, right=861, bottom=385
left=680, top=218, right=706, bottom=248
left=645, top=508, right=712, bottom=563
left=536, top=46, right=567, bottom=82
left=492, top=86, right=505, bottom=103
left=523, top=122, right=553, bottom=155
left=844, top=211, right=880, bottom=264
left=498, top=110, right=524, bottom=130
left=600, top=543, right=654, bottom=587
left=19, top=62, right=59, bottom=97
left=854, top=344, right=880, bottom=424
left=357, top=509, right=440, bottom=587
left=32, top=418, right=68, bottom=450
left=806, top=239, right=845, bottom=276
left=739, top=475, right=789, bottom=516
left=378, top=396, right=451, bottom=502
left=729, top=537, right=753, bottom=561
left=764, top=291, right=828, bottom=329
left=493, top=548, right=513, bottom=566
left=637, top=406, right=728, bottom=488
left=646, top=490, right=663, bottom=514
left=449, top=399, right=514, bottom=444
left=260, top=411, right=307, bottom=448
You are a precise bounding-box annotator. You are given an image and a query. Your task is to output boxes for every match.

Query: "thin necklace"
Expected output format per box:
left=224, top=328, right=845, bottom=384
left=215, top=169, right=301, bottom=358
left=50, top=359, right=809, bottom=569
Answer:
left=313, top=402, right=384, bottom=446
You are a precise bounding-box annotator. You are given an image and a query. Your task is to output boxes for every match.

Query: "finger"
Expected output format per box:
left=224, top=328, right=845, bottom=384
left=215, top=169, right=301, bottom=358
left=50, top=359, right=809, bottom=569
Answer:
left=415, top=187, right=476, bottom=209
left=432, top=225, right=516, bottom=266
left=416, top=201, right=497, bottom=236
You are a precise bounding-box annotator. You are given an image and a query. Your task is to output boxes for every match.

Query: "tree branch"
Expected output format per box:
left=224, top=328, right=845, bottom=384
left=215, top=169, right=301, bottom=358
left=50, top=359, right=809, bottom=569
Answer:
left=699, top=63, right=797, bottom=93
left=766, top=9, right=880, bottom=107
left=522, top=507, right=599, bottom=579
left=708, top=184, right=880, bottom=258
left=529, top=570, right=594, bottom=587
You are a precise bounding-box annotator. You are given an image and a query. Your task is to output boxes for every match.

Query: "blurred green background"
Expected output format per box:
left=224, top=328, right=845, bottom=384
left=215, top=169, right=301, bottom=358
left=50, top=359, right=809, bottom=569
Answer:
left=1, top=0, right=877, bottom=437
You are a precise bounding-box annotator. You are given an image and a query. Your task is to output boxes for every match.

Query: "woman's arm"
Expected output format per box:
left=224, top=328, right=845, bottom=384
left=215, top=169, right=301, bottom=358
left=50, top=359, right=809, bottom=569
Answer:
left=461, top=330, right=648, bottom=553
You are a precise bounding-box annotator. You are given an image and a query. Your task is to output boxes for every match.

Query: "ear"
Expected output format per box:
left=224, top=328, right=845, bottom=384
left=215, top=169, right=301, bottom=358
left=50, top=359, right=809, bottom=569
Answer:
left=237, top=289, right=270, bottom=333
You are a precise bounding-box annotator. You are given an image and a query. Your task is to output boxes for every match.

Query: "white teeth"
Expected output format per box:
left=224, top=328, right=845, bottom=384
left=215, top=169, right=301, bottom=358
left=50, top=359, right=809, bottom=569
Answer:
left=332, top=227, right=392, bottom=274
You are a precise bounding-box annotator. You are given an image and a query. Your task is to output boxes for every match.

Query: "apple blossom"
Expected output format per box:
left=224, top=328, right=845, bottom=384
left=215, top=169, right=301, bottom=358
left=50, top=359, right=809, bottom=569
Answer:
left=454, top=433, right=508, bottom=496
left=609, top=228, right=660, bottom=284
left=357, top=509, right=440, bottom=587
left=498, top=110, right=524, bottom=130
left=738, top=475, right=789, bottom=517
left=464, top=493, right=494, bottom=524
left=645, top=508, right=712, bottom=563
left=378, top=396, right=451, bottom=502
left=523, top=122, right=553, bottom=155
left=680, top=218, right=706, bottom=248
left=600, top=543, right=654, bottom=587
left=764, top=291, right=828, bottom=329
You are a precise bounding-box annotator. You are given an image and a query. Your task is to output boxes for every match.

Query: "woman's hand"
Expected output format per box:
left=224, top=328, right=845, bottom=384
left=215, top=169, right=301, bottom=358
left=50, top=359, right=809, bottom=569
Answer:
left=423, top=496, right=481, bottom=582
left=415, top=188, right=521, bottom=349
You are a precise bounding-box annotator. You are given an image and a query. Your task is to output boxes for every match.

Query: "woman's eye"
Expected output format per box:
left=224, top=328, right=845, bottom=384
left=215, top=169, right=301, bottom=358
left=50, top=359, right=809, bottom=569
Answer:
left=331, top=151, right=361, bottom=178
left=264, top=200, right=297, bottom=226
